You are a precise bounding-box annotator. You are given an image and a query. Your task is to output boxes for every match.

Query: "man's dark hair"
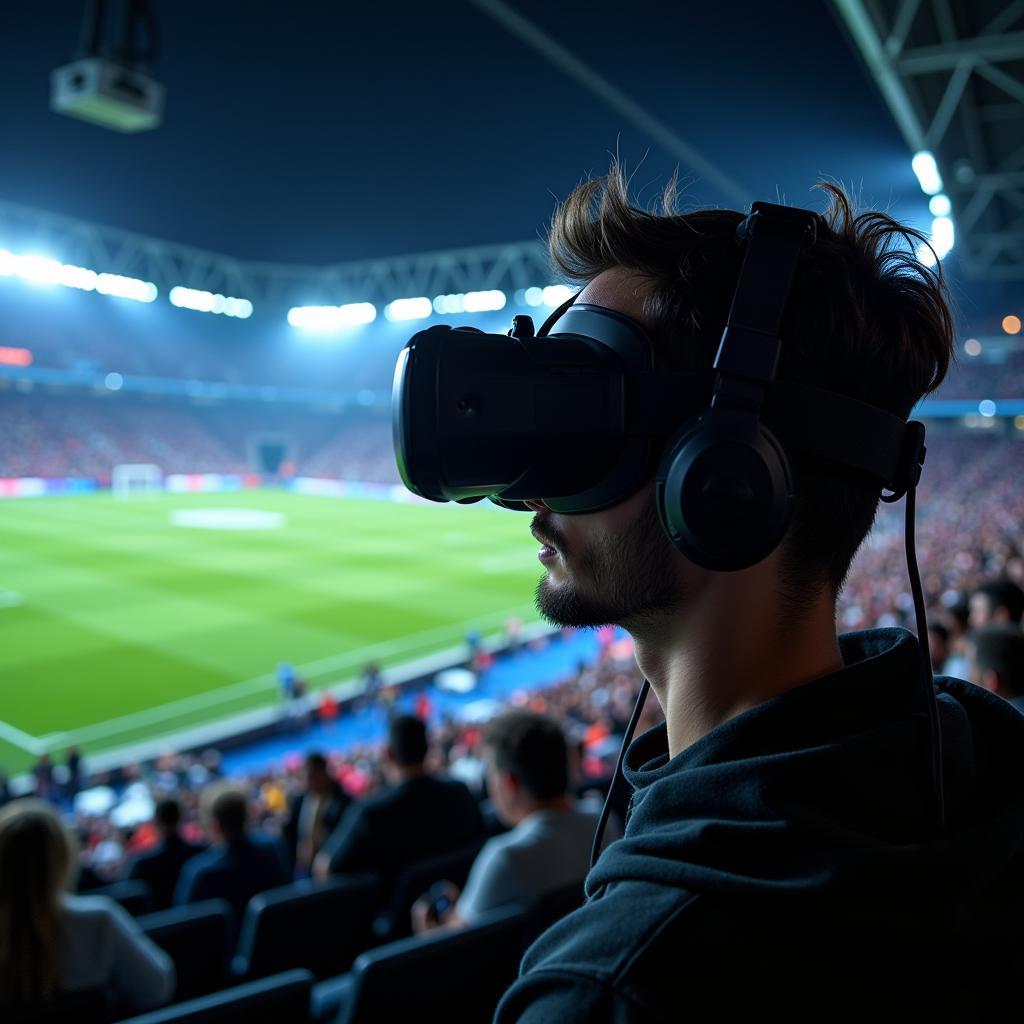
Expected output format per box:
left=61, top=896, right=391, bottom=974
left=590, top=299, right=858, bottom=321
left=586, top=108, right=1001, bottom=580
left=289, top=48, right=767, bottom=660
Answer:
left=388, top=715, right=429, bottom=767
left=927, top=622, right=949, bottom=644
left=970, top=625, right=1024, bottom=698
left=973, top=579, right=1024, bottom=625
left=483, top=711, right=569, bottom=801
left=548, top=164, right=955, bottom=615
left=207, top=786, right=247, bottom=841
left=305, top=752, right=328, bottom=774
left=154, top=797, right=181, bottom=831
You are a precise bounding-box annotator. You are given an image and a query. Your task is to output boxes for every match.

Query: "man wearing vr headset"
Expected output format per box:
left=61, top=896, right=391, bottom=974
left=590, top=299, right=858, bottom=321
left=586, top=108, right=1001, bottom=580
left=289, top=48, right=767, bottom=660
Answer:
left=442, top=168, right=1024, bottom=1021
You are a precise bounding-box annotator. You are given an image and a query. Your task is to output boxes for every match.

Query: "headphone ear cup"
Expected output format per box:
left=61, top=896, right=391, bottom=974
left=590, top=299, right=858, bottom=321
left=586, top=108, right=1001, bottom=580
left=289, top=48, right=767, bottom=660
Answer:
left=656, top=414, right=795, bottom=571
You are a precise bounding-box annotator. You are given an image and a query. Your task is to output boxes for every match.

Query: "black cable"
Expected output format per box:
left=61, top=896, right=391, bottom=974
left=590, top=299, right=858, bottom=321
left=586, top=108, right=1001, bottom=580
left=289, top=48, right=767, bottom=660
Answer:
left=903, top=484, right=946, bottom=833
left=590, top=678, right=650, bottom=870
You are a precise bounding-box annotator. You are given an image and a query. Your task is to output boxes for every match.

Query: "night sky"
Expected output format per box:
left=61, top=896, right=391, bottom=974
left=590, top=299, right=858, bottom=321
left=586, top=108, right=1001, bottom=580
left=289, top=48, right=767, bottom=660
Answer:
left=6, top=0, right=999, bottom=322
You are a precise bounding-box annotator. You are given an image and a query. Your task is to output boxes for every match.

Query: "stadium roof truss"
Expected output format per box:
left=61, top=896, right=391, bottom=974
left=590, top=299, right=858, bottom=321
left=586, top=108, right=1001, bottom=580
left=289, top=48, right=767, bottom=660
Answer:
left=832, top=0, right=1024, bottom=280
left=0, top=197, right=553, bottom=309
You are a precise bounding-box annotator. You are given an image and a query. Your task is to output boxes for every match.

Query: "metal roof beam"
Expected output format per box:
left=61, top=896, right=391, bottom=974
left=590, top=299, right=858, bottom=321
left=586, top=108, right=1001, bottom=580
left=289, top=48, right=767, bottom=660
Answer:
left=896, top=32, right=1024, bottom=74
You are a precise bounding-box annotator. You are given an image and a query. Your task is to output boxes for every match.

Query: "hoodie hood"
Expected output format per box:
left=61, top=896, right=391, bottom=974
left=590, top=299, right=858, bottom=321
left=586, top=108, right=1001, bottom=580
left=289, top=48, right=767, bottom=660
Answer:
left=586, top=628, right=1024, bottom=944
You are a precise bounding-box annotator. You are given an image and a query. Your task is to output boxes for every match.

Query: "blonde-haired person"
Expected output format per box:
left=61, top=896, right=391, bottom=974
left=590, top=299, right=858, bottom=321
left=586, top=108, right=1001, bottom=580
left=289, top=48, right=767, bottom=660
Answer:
left=0, top=799, right=175, bottom=1015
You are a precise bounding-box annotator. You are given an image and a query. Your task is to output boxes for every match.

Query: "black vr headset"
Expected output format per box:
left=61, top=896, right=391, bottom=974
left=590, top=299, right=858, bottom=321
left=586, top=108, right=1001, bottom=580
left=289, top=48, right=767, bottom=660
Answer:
left=393, top=201, right=945, bottom=860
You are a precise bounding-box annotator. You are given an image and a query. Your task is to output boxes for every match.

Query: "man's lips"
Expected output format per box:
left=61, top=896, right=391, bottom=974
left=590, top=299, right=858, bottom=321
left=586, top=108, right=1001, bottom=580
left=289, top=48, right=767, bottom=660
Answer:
left=531, top=527, right=559, bottom=552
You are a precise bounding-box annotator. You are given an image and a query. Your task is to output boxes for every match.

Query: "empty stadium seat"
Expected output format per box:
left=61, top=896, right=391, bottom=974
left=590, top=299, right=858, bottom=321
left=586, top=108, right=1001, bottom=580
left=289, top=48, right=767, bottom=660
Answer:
left=319, top=905, right=529, bottom=1024
left=90, top=879, right=154, bottom=917
left=137, top=899, right=232, bottom=1001
left=375, top=838, right=485, bottom=941
left=115, top=969, right=314, bottom=1024
left=232, top=874, right=380, bottom=981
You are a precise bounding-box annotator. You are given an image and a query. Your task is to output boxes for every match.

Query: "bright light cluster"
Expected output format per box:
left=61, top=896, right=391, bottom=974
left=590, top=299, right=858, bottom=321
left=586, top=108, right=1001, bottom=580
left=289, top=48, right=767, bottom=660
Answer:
left=912, top=151, right=943, bottom=195
left=432, top=290, right=507, bottom=315
left=287, top=303, right=377, bottom=331
left=0, top=248, right=157, bottom=302
left=910, top=151, right=954, bottom=266
left=384, top=297, right=432, bottom=322
left=170, top=286, right=253, bottom=319
left=523, top=284, right=574, bottom=308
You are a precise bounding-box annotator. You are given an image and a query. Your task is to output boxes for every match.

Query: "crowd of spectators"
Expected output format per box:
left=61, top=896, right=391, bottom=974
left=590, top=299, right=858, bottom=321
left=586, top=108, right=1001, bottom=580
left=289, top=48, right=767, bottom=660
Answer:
left=0, top=394, right=395, bottom=483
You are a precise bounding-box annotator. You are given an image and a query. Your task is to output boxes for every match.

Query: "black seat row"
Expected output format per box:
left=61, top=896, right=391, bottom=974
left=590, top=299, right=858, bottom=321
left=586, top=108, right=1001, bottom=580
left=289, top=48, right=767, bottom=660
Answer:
left=115, top=881, right=584, bottom=1024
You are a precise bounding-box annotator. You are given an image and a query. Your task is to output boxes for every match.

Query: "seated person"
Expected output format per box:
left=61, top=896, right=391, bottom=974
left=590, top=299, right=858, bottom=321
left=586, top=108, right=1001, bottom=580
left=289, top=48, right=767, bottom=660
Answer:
left=282, top=752, right=351, bottom=877
left=313, top=715, right=484, bottom=890
left=412, top=710, right=619, bottom=933
left=0, top=799, right=175, bottom=1016
left=174, top=784, right=289, bottom=923
left=966, top=624, right=1024, bottom=713
left=125, top=796, right=205, bottom=910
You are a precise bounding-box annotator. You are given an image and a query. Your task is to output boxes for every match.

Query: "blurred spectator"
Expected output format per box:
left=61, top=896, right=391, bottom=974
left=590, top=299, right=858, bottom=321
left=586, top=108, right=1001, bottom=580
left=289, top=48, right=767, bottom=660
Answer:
left=413, top=711, right=616, bottom=934
left=927, top=621, right=950, bottom=675
left=969, top=579, right=1024, bottom=629
left=941, top=600, right=972, bottom=679
left=33, top=754, right=56, bottom=802
left=966, top=625, right=1024, bottom=713
left=313, top=715, right=483, bottom=888
left=0, top=800, right=174, bottom=1015
left=64, top=748, right=83, bottom=804
left=282, top=752, right=351, bottom=877
left=125, top=797, right=205, bottom=911
left=174, top=784, right=289, bottom=922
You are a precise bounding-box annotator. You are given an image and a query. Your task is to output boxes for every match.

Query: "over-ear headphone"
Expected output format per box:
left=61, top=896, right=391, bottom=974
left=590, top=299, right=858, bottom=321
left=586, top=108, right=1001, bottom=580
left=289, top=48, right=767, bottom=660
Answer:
left=655, top=202, right=818, bottom=571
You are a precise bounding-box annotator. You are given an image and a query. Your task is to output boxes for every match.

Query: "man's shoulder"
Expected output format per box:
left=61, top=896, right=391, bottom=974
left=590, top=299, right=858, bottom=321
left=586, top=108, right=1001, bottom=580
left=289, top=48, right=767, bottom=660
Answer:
left=522, top=880, right=698, bottom=978
left=496, top=881, right=700, bottom=1023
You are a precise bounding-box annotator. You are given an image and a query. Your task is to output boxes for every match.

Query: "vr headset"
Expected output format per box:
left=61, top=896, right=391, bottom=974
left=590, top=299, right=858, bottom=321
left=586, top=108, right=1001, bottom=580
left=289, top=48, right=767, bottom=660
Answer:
left=392, top=201, right=945, bottom=849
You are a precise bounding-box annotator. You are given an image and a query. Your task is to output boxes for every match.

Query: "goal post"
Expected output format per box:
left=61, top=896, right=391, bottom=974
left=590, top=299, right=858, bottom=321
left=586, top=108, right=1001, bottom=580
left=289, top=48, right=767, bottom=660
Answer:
left=111, top=464, right=163, bottom=498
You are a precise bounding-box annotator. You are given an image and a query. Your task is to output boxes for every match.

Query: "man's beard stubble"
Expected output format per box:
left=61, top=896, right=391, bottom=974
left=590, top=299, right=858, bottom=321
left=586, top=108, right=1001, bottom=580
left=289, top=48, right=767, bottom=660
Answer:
left=533, top=490, right=684, bottom=631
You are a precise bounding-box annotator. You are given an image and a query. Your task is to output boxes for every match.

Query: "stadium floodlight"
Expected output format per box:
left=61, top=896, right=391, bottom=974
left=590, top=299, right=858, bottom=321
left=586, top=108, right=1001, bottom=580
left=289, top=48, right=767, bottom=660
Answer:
left=5, top=254, right=155, bottom=301
left=930, top=216, right=955, bottom=260
left=432, top=293, right=466, bottom=315
left=463, top=290, right=507, bottom=313
left=911, top=151, right=943, bottom=195
left=928, top=194, right=952, bottom=218
left=170, top=286, right=253, bottom=318
left=541, top=284, right=574, bottom=307
left=385, top=297, right=432, bottom=322
left=978, top=400, right=997, bottom=418
left=96, top=273, right=158, bottom=302
left=287, top=303, right=377, bottom=331
left=915, top=242, right=938, bottom=268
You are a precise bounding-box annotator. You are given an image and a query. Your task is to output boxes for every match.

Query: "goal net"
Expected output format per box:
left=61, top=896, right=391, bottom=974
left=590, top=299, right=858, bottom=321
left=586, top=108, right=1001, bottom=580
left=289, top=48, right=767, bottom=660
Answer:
left=111, top=464, right=163, bottom=498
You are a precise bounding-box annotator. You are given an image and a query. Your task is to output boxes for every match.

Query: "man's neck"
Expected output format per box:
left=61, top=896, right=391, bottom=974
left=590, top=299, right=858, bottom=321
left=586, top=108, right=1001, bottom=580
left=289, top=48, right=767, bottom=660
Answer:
left=630, top=579, right=843, bottom=759
left=513, top=795, right=573, bottom=825
left=396, top=764, right=427, bottom=783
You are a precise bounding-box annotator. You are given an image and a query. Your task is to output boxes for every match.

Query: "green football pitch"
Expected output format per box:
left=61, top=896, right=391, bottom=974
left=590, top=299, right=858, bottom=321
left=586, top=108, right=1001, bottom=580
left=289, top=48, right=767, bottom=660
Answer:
left=0, top=490, right=544, bottom=775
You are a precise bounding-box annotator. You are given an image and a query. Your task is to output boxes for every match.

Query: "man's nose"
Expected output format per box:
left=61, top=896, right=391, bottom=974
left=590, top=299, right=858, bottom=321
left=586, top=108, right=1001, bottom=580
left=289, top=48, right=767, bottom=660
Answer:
left=522, top=499, right=549, bottom=512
